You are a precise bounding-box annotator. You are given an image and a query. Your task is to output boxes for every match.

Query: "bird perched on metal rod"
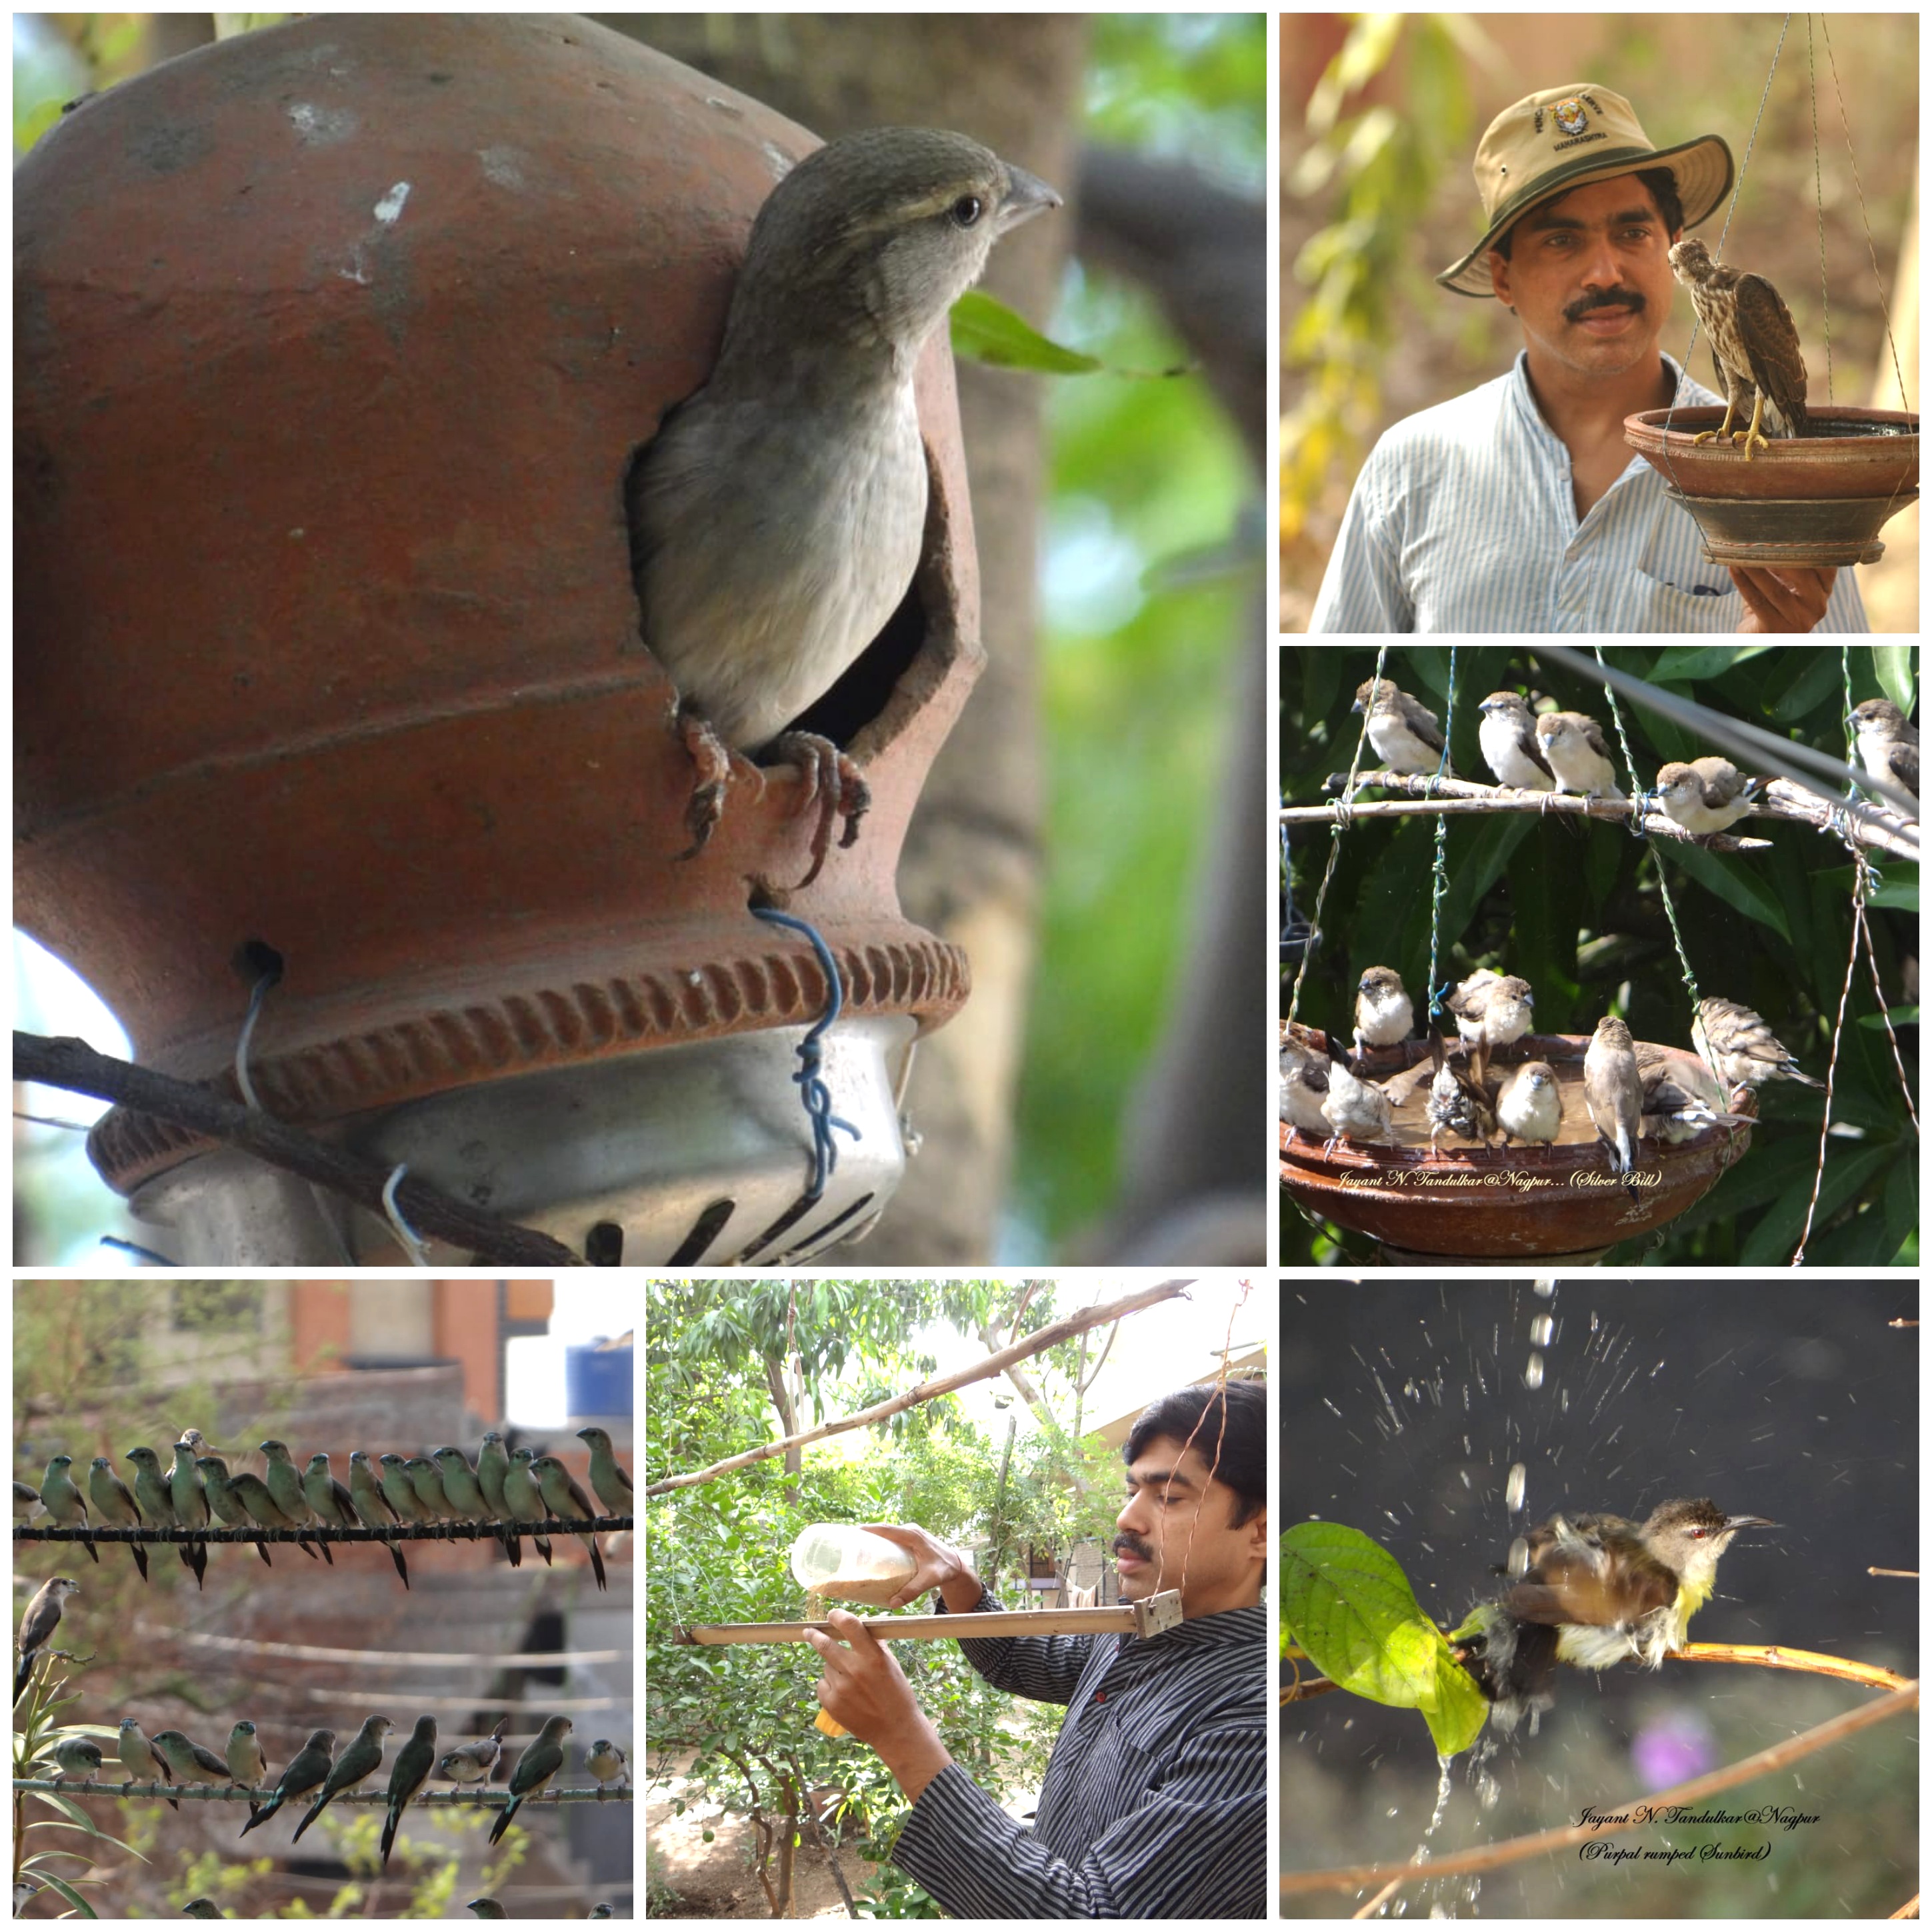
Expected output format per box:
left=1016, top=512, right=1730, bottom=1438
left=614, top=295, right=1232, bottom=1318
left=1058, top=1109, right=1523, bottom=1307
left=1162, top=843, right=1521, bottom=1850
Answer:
left=627, top=129, right=1061, bottom=882
left=87, top=1456, right=148, bottom=1582
left=240, top=1727, right=335, bottom=1839
left=488, top=1715, right=573, bottom=1845
left=575, top=1427, right=633, bottom=1518
left=37, top=1455, right=96, bottom=1565
left=379, top=1715, right=439, bottom=1870
left=291, top=1715, right=394, bottom=1843
left=439, top=1717, right=508, bottom=1795
left=1669, top=238, right=1809, bottom=460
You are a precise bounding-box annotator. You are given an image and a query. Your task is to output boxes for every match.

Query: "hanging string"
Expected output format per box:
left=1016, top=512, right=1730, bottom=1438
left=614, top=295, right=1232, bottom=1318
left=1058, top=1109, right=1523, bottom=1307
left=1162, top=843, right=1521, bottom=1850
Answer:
left=1423, top=648, right=1457, bottom=1021
left=1591, top=647, right=1701, bottom=1012
left=1663, top=15, right=1790, bottom=469
left=1806, top=17, right=1833, bottom=404
left=1285, top=643, right=1389, bottom=1029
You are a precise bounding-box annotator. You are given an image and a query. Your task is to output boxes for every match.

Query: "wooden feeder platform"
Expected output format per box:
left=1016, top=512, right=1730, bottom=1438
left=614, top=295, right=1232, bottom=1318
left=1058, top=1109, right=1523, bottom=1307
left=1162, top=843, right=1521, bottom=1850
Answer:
left=1624, top=406, right=1917, bottom=567
left=1280, top=1023, right=1755, bottom=1261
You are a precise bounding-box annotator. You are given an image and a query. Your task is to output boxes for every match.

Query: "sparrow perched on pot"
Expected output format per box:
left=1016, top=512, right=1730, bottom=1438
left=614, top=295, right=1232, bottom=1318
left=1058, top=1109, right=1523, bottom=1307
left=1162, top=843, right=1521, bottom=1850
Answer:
left=1278, top=1035, right=1331, bottom=1137
left=1425, top=1031, right=1496, bottom=1151
left=1320, top=1039, right=1397, bottom=1153
left=1445, top=968, right=1535, bottom=1087
left=1535, top=710, right=1625, bottom=799
left=1353, top=965, right=1413, bottom=1059
left=1693, top=997, right=1825, bottom=1092
left=1849, top=699, right=1918, bottom=805
left=1477, top=692, right=1557, bottom=791
left=1351, top=678, right=1451, bottom=775
left=1583, top=1015, right=1643, bottom=1176
left=1495, top=1059, right=1561, bottom=1149
left=1655, top=758, right=1762, bottom=835
left=628, top=128, right=1061, bottom=881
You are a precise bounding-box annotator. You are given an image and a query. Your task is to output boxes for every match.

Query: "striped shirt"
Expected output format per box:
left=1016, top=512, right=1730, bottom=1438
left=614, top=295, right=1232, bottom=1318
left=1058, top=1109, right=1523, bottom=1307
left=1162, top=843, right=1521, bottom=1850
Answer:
left=1308, top=352, right=1869, bottom=633
left=891, top=1590, right=1267, bottom=1918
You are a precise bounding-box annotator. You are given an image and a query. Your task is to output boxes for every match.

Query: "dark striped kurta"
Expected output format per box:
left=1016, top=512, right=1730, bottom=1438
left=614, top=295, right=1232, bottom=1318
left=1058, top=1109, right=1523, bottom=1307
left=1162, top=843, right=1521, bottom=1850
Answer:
left=891, top=1589, right=1267, bottom=1918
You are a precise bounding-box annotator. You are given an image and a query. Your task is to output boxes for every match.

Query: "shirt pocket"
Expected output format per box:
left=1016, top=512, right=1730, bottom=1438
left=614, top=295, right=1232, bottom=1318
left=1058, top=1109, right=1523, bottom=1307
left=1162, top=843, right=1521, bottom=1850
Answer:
left=1628, top=568, right=1739, bottom=633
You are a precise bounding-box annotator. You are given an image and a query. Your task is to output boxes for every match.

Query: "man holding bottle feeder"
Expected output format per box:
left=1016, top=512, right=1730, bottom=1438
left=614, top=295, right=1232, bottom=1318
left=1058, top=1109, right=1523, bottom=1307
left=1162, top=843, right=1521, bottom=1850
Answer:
left=803, top=1380, right=1269, bottom=1917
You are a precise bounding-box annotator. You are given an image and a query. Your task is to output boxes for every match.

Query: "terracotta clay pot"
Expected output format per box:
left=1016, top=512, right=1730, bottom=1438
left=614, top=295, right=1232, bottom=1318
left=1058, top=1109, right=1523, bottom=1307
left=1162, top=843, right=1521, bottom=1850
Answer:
left=16, top=17, right=981, bottom=1257
left=1624, top=406, right=1919, bottom=566
left=1280, top=1025, right=1755, bottom=1261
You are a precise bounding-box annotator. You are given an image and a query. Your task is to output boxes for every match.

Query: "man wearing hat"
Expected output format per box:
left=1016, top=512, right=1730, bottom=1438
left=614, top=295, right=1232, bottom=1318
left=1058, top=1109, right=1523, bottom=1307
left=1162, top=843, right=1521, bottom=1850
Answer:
left=1309, top=84, right=1867, bottom=633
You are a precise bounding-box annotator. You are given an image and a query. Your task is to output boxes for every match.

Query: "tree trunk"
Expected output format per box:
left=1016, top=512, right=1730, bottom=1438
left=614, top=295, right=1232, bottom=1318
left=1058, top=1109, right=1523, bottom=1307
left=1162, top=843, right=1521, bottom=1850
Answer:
left=604, top=15, right=1088, bottom=1259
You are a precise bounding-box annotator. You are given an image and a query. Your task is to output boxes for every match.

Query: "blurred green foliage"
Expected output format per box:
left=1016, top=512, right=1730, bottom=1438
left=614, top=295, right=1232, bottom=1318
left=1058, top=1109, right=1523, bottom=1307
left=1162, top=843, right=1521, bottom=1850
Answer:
left=1017, top=11, right=1264, bottom=1251
left=1279, top=646, right=1918, bottom=1267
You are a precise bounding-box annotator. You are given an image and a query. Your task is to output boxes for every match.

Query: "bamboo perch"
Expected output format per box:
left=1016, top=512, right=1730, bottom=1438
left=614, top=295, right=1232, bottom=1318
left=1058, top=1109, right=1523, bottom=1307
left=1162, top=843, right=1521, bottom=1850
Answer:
left=644, top=1278, right=1194, bottom=1496
left=676, top=1591, right=1184, bottom=1646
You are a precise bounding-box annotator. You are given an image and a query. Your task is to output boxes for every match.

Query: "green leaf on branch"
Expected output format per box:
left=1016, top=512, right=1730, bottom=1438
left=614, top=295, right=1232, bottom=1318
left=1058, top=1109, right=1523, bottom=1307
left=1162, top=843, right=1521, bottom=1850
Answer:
left=949, top=291, right=1188, bottom=379
left=1281, top=1521, right=1487, bottom=1755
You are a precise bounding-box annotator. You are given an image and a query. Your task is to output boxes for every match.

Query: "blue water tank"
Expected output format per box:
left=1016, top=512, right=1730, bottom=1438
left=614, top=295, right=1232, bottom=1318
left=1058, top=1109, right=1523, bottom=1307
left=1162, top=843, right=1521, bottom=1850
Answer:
left=566, top=1339, right=633, bottom=1420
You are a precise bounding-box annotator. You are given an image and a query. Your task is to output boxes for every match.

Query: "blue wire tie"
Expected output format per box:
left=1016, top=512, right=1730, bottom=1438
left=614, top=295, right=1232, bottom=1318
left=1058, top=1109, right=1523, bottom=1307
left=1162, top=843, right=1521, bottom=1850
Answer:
left=751, top=906, right=862, bottom=1203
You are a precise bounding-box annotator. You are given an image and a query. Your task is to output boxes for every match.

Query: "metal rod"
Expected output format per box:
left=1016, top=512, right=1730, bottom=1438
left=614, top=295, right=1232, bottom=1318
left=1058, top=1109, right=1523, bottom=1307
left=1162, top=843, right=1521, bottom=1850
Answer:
left=675, top=1605, right=1143, bottom=1646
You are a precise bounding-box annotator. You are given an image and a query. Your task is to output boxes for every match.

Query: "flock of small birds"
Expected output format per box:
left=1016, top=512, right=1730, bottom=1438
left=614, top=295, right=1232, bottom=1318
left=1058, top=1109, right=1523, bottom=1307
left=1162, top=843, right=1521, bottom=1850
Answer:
left=23, top=1704, right=623, bottom=1862
left=1283, top=964, right=1820, bottom=1177
left=1351, top=677, right=1917, bottom=819
left=1281, top=676, right=1897, bottom=1174
left=15, top=1426, right=629, bottom=1593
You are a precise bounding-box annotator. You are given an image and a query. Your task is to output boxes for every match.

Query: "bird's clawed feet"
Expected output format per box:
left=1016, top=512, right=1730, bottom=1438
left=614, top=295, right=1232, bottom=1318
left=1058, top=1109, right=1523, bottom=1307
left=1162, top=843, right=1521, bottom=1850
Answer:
left=673, top=704, right=870, bottom=887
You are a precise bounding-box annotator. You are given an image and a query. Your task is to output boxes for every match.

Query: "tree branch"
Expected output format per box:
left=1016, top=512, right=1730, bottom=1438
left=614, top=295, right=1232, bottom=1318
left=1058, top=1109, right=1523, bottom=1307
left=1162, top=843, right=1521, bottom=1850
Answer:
left=645, top=1279, right=1195, bottom=1495
left=13, top=1030, right=583, bottom=1267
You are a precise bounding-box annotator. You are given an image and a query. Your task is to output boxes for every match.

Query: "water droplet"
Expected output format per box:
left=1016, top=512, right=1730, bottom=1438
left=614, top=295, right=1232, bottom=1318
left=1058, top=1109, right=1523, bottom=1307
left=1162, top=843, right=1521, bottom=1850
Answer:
left=1505, top=1463, right=1527, bottom=1513
left=1523, top=1352, right=1545, bottom=1389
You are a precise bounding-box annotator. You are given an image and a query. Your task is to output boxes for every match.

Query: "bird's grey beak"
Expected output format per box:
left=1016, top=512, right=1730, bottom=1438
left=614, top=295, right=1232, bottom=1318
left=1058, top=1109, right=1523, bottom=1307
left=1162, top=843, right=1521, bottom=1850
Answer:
left=1725, top=1515, right=1776, bottom=1531
left=999, top=165, right=1063, bottom=229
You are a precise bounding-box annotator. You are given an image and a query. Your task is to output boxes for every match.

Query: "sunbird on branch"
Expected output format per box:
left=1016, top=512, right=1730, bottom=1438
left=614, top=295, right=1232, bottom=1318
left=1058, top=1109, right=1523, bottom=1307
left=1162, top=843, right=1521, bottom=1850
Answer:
left=1453, top=1498, right=1773, bottom=1732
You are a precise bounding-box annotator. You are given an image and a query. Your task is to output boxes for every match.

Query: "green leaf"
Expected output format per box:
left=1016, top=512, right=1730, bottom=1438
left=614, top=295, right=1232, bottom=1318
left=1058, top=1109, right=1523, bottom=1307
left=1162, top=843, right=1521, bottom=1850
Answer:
left=30, top=1873, right=95, bottom=1919
left=1647, top=645, right=1775, bottom=681
left=1281, top=1521, right=1487, bottom=1755
left=1873, top=645, right=1916, bottom=714
left=1739, top=1141, right=1893, bottom=1264
left=952, top=292, right=1103, bottom=375
left=1857, top=1006, right=1919, bottom=1029
left=950, top=290, right=1189, bottom=380
left=1656, top=839, right=1790, bottom=943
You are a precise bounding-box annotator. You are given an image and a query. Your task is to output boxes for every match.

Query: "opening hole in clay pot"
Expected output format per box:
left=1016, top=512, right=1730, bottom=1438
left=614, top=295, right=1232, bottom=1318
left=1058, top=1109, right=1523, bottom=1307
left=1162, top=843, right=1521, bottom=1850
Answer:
left=583, top=1221, right=624, bottom=1266
left=788, top=578, right=926, bottom=749
left=668, top=1198, right=735, bottom=1265
left=231, top=937, right=286, bottom=990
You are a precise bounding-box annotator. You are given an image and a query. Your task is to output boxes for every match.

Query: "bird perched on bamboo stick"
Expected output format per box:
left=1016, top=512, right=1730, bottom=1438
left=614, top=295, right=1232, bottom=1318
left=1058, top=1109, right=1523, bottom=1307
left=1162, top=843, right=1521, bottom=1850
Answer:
left=1655, top=757, right=1762, bottom=835
left=1352, top=678, right=1451, bottom=775
left=1477, top=691, right=1557, bottom=791
left=627, top=129, right=1061, bottom=880
left=1669, top=238, right=1809, bottom=460
left=1535, top=711, right=1624, bottom=799
left=1849, top=699, right=1918, bottom=805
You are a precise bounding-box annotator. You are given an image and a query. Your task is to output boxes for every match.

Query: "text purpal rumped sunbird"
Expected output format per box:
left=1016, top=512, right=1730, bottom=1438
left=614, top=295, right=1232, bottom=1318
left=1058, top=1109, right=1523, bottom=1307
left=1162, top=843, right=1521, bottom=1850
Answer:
left=1455, top=1497, right=1774, bottom=1731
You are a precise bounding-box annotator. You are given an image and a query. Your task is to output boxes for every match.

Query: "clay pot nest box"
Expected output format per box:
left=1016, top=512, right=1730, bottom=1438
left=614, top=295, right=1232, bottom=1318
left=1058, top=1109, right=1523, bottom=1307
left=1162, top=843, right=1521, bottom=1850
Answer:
left=15, top=16, right=981, bottom=1264
left=1280, top=1023, right=1755, bottom=1263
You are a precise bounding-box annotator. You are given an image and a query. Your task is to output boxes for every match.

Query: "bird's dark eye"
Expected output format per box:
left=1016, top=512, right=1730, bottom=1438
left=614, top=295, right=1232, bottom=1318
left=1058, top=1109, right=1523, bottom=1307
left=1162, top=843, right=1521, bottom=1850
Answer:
left=949, top=195, right=983, bottom=229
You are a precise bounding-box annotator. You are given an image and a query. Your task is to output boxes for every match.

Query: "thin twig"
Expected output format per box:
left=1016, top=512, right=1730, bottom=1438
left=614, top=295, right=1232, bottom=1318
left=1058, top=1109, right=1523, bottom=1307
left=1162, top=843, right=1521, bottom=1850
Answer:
left=643, top=1279, right=1194, bottom=1496
left=1281, top=1681, right=1917, bottom=1895
left=13, top=1030, right=583, bottom=1267
left=12, top=1781, right=623, bottom=1804
left=15, top=1515, right=627, bottom=1546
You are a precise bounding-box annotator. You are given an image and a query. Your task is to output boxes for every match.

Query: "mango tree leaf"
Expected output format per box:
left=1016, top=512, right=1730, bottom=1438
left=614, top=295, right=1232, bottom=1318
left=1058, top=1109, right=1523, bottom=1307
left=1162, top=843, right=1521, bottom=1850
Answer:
left=1656, top=840, right=1791, bottom=943
left=1873, top=645, right=1915, bottom=713
left=951, top=291, right=1189, bottom=379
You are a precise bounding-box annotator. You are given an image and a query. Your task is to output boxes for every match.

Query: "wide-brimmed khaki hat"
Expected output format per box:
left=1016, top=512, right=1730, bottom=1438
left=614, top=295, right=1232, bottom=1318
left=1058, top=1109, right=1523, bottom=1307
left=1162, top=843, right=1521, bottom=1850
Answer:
left=1437, top=83, right=1733, bottom=297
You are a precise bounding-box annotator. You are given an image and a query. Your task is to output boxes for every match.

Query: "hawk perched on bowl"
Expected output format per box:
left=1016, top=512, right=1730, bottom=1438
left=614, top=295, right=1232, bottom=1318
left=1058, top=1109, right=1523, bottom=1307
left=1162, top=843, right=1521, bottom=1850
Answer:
left=1668, top=238, right=1810, bottom=460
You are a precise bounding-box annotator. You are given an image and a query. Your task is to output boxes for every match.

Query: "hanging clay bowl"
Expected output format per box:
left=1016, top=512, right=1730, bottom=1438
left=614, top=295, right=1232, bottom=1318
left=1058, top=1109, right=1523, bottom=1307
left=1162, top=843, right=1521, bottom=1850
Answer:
left=1279, top=1023, right=1754, bottom=1262
left=1624, top=406, right=1919, bottom=566
left=15, top=15, right=981, bottom=1262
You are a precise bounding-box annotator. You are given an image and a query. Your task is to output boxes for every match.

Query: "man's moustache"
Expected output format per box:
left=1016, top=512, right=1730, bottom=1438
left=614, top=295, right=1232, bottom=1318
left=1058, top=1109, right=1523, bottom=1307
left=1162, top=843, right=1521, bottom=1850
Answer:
left=1115, top=1537, right=1155, bottom=1561
left=1567, top=291, right=1645, bottom=321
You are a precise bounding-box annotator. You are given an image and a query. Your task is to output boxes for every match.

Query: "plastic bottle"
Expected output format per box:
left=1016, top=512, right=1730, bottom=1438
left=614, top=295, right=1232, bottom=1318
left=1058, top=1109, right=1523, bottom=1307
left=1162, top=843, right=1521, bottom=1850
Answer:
left=789, top=1524, right=917, bottom=1607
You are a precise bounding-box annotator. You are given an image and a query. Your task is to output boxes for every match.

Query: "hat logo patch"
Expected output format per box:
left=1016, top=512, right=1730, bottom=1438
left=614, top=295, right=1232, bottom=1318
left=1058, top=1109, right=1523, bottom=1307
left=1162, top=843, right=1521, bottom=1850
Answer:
left=1553, top=97, right=1589, bottom=138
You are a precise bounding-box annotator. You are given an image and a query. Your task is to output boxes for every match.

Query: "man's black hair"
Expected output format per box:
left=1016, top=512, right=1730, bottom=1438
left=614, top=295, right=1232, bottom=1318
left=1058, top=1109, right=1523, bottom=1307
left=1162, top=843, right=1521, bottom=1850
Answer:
left=1123, top=1379, right=1266, bottom=1527
left=1490, top=165, right=1685, bottom=263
